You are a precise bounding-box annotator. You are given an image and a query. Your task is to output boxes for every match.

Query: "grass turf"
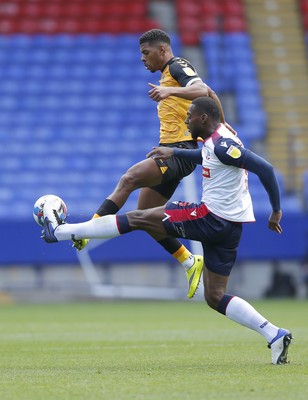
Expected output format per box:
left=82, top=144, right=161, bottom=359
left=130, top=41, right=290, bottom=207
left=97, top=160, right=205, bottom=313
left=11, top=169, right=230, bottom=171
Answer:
left=0, top=299, right=307, bottom=400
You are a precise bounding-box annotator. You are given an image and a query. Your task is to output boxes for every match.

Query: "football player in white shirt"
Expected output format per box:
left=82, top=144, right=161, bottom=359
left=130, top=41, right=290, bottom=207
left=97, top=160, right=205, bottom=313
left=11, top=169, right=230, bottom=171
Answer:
left=42, top=96, right=292, bottom=365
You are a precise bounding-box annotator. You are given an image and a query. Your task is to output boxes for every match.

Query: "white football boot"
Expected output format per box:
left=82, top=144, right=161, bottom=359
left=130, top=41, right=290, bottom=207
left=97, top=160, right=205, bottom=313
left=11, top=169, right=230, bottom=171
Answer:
left=267, top=328, right=293, bottom=364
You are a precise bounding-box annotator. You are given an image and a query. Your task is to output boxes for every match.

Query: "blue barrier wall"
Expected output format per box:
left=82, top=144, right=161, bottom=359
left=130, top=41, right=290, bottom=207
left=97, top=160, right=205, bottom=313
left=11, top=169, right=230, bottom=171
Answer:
left=1, top=212, right=307, bottom=265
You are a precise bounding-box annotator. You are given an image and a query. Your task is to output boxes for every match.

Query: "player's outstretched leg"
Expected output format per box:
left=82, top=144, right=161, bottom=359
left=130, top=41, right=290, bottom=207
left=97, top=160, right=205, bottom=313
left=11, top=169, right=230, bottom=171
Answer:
left=208, top=286, right=294, bottom=364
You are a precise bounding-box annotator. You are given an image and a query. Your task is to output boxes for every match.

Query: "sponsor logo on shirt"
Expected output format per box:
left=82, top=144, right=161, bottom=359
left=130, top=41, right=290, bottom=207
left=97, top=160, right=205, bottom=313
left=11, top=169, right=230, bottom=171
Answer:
left=202, top=167, right=210, bottom=178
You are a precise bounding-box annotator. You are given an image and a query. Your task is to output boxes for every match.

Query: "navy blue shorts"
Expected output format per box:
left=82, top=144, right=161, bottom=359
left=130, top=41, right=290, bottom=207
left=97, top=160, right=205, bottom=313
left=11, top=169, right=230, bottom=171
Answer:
left=163, top=201, right=243, bottom=276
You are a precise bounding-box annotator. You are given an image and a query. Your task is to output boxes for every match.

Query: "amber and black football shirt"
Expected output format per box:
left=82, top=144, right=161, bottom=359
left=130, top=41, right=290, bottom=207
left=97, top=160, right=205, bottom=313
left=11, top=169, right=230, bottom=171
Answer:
left=158, top=57, right=202, bottom=144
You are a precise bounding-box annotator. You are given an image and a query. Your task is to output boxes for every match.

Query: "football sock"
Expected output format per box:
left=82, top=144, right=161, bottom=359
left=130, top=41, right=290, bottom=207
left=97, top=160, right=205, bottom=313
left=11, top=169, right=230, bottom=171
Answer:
left=94, top=202, right=195, bottom=268
left=157, top=239, right=195, bottom=269
left=55, top=215, right=121, bottom=241
left=220, top=295, right=279, bottom=343
left=94, top=199, right=119, bottom=218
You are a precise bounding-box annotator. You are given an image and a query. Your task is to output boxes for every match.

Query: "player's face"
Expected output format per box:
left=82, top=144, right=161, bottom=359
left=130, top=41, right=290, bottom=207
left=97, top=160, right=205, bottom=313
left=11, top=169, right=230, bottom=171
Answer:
left=185, top=105, right=205, bottom=140
left=140, top=42, right=165, bottom=72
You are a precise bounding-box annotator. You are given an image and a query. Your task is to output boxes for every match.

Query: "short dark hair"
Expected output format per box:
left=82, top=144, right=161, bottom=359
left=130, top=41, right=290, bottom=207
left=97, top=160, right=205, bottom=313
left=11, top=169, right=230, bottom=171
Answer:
left=139, top=29, right=171, bottom=46
left=192, top=97, right=221, bottom=121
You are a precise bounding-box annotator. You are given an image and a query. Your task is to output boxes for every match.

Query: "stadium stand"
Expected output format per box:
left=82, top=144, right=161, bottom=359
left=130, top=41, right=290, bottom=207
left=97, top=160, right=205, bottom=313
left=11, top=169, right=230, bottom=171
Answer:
left=299, top=0, right=308, bottom=209
left=244, top=0, right=308, bottom=193
left=200, top=31, right=266, bottom=145
left=175, top=0, right=246, bottom=45
left=0, top=33, right=165, bottom=219
left=0, top=0, right=306, bottom=266
left=303, top=171, right=308, bottom=208
left=0, top=0, right=159, bottom=33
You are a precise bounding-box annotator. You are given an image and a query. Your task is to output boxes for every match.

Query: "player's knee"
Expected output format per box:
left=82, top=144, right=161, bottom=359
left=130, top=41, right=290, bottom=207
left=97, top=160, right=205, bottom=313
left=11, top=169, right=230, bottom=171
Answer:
left=126, top=209, right=148, bottom=229
left=119, top=171, right=140, bottom=192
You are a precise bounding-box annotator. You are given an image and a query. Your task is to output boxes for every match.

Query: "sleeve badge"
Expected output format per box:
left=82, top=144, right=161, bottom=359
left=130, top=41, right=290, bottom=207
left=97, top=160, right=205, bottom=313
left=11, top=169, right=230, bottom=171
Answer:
left=226, top=145, right=241, bottom=159
left=183, top=67, right=197, bottom=76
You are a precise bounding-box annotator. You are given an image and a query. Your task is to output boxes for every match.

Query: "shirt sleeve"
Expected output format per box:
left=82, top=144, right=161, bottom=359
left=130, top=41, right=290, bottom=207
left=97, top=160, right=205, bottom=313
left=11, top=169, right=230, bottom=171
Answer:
left=214, top=138, right=281, bottom=211
left=169, top=58, right=202, bottom=87
left=173, top=148, right=203, bottom=164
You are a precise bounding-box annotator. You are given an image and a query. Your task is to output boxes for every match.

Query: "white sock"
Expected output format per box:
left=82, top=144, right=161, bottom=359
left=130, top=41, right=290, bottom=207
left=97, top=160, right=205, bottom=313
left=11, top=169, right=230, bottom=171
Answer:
left=225, top=296, right=279, bottom=343
left=182, top=254, right=195, bottom=270
left=55, top=215, right=121, bottom=241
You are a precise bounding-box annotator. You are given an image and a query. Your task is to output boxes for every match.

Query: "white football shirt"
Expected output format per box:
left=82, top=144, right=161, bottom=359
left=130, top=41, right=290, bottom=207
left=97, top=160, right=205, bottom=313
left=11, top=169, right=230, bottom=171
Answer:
left=201, top=124, right=255, bottom=222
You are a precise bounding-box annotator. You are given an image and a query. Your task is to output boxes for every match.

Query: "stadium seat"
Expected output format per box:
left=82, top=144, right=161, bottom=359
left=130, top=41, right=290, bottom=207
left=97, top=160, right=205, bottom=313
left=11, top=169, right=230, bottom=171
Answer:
left=0, top=32, right=161, bottom=219
left=303, top=171, right=308, bottom=207
left=0, top=0, right=158, bottom=34
left=201, top=29, right=267, bottom=145
left=0, top=1, right=303, bottom=225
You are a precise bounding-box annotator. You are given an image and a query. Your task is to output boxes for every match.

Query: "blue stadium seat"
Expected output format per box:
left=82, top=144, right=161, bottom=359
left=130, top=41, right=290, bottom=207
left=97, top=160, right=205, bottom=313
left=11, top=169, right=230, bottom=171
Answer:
left=234, top=77, right=261, bottom=93
left=223, top=32, right=252, bottom=47
left=303, top=171, right=308, bottom=207
left=1, top=33, right=302, bottom=222
left=0, top=33, right=169, bottom=219
left=201, top=32, right=267, bottom=143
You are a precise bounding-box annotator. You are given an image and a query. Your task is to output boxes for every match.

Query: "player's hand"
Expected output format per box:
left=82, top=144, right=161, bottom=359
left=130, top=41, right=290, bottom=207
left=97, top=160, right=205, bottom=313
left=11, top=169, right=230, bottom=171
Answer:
left=146, top=146, right=174, bottom=159
left=72, top=238, right=90, bottom=251
left=148, top=83, right=171, bottom=102
left=224, top=122, right=237, bottom=136
left=268, top=210, right=282, bottom=234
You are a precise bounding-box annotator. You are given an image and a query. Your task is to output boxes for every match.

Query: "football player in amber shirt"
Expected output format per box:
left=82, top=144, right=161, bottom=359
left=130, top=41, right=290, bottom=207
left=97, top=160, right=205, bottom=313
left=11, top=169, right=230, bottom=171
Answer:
left=74, top=29, right=235, bottom=299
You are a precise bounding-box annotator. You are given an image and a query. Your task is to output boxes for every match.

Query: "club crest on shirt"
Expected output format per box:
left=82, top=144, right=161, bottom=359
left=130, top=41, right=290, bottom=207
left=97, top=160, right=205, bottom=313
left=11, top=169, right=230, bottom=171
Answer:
left=226, top=145, right=241, bottom=159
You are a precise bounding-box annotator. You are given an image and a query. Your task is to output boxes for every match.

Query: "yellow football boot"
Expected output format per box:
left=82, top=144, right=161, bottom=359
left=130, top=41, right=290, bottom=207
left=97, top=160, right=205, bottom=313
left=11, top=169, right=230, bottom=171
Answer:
left=185, top=255, right=204, bottom=298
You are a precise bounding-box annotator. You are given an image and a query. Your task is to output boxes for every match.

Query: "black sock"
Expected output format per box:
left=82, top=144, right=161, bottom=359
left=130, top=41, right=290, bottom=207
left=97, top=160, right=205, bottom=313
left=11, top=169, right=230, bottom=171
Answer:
left=95, top=199, right=120, bottom=216
left=157, top=237, right=182, bottom=256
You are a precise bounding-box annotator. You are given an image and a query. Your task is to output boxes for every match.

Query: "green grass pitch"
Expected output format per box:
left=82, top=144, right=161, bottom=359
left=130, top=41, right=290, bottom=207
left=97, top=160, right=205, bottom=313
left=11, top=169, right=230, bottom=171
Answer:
left=0, top=299, right=307, bottom=400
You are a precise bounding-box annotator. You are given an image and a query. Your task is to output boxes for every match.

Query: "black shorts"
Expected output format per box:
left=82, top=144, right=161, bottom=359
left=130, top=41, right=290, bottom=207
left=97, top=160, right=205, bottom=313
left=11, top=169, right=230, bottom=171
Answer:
left=151, top=140, right=198, bottom=199
left=163, top=201, right=243, bottom=276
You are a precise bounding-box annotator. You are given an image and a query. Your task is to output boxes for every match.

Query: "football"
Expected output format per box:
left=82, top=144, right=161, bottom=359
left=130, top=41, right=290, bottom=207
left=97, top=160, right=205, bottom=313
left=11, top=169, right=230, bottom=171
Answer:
left=33, top=194, right=67, bottom=227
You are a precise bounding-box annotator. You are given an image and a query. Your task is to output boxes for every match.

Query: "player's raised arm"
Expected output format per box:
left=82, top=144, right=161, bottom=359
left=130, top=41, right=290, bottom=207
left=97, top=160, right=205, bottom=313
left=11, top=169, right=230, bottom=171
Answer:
left=148, top=81, right=236, bottom=136
left=213, top=139, right=282, bottom=234
left=242, top=150, right=283, bottom=234
left=148, top=81, right=209, bottom=103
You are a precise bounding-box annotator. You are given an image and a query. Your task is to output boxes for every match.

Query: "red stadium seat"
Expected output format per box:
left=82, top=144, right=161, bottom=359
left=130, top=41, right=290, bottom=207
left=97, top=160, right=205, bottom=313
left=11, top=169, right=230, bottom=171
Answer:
left=0, top=0, right=155, bottom=33
left=300, top=0, right=308, bottom=12
left=19, top=3, right=44, bottom=17
left=0, top=18, right=18, bottom=33
left=176, top=0, right=247, bottom=43
left=223, top=16, right=247, bottom=32
left=302, top=14, right=308, bottom=31
left=221, top=1, right=245, bottom=18
left=178, top=16, right=202, bottom=45
left=200, top=16, right=221, bottom=33
left=199, top=1, right=221, bottom=17
left=176, top=0, right=200, bottom=17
